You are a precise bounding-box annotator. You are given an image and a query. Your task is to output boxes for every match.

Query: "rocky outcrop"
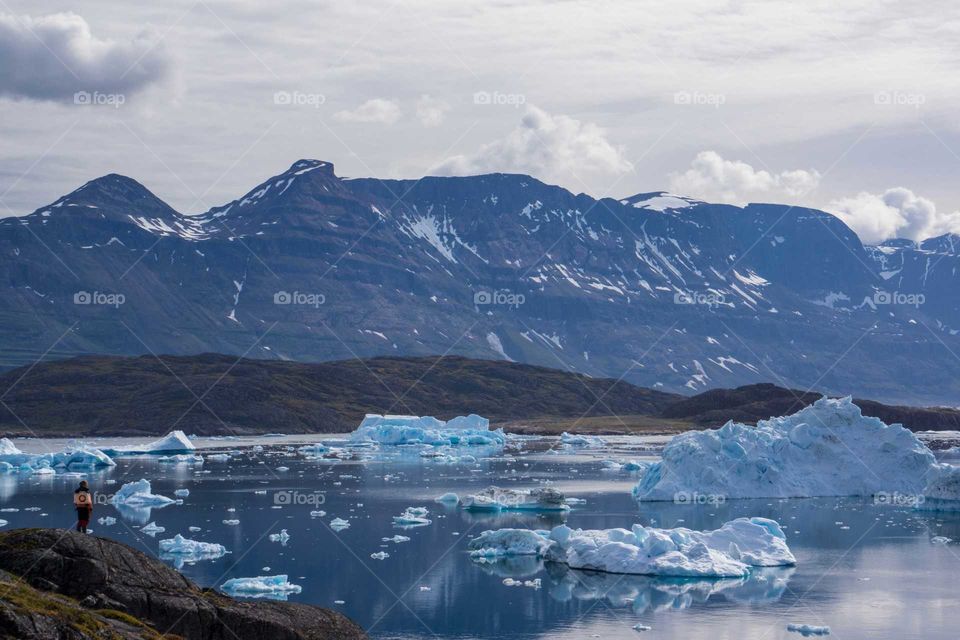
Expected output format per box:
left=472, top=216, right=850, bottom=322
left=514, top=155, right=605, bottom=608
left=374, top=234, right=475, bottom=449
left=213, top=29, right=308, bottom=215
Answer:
left=0, top=528, right=367, bottom=640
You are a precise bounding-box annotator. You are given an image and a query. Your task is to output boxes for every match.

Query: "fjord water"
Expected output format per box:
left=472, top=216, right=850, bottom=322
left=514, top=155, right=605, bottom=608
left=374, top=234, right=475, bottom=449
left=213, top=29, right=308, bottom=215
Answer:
left=3, top=437, right=958, bottom=639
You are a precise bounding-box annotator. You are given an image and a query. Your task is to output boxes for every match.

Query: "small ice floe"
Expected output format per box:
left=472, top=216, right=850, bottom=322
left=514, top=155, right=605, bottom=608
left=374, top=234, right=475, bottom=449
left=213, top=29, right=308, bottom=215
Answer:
left=310, top=510, right=327, bottom=517
left=141, top=522, right=165, bottom=536
left=460, top=487, right=570, bottom=512
left=221, top=575, right=302, bottom=600
left=468, top=517, right=796, bottom=577
left=502, top=578, right=541, bottom=589
left=0, top=520, right=7, bottom=528
left=370, top=551, right=390, bottom=560
left=931, top=536, right=952, bottom=544
left=382, top=535, right=410, bottom=543
left=560, top=432, right=606, bottom=447
left=206, top=453, right=231, bottom=462
left=158, top=454, right=204, bottom=464
left=97, top=516, right=117, bottom=526
left=188, top=526, right=202, bottom=532
left=298, top=443, right=329, bottom=457
left=917, top=465, right=960, bottom=512
left=435, top=492, right=460, bottom=504
left=632, top=624, right=652, bottom=632
left=330, top=518, right=350, bottom=531
left=786, top=624, right=831, bottom=636
left=174, top=489, right=190, bottom=498
left=276, top=466, right=289, bottom=472
left=159, top=534, right=228, bottom=568
left=222, top=519, right=240, bottom=526
left=103, top=431, right=195, bottom=456
left=111, top=479, right=175, bottom=508
left=350, top=413, right=504, bottom=447
left=419, top=586, right=431, bottom=591
left=269, top=529, right=290, bottom=543
left=393, top=507, right=431, bottom=528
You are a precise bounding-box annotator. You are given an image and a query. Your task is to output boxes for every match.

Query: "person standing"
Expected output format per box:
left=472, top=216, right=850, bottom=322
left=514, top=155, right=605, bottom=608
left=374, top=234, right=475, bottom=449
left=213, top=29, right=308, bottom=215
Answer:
left=73, top=480, right=92, bottom=533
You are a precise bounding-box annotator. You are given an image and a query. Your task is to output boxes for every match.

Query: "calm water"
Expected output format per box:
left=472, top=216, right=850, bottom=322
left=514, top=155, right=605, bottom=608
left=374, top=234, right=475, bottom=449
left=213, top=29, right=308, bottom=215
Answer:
left=2, top=436, right=959, bottom=639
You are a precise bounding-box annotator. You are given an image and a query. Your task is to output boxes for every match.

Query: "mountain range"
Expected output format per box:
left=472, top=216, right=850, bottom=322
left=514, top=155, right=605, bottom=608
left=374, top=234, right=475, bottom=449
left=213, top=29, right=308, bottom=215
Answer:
left=2, top=159, right=958, bottom=405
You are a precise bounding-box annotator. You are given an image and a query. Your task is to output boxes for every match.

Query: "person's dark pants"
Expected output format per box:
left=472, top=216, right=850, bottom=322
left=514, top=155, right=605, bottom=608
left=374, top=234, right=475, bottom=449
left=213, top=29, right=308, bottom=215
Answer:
left=76, top=509, right=90, bottom=533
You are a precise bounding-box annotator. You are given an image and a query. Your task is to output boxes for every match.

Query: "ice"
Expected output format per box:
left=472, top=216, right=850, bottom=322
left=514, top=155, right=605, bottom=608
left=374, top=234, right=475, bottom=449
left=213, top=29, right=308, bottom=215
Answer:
left=111, top=480, right=175, bottom=507
left=97, top=516, right=116, bottom=526
left=220, top=575, right=302, bottom=600
left=298, top=443, right=329, bottom=456
left=158, top=454, right=203, bottom=464
left=435, top=492, right=460, bottom=504
left=787, top=624, right=831, bottom=636
left=918, top=464, right=960, bottom=511
left=0, top=520, right=7, bottom=528
left=0, top=439, right=114, bottom=471
left=103, top=430, right=194, bottom=456
left=461, top=486, right=570, bottom=512
left=141, top=521, right=165, bottom=536
left=330, top=517, right=350, bottom=531
left=393, top=507, right=431, bottom=528
left=174, top=489, right=190, bottom=497
left=469, top=517, right=795, bottom=578
left=560, top=432, right=607, bottom=447
left=159, top=534, right=228, bottom=568
left=382, top=535, right=410, bottom=543
left=206, top=453, right=231, bottom=462
left=350, top=413, right=504, bottom=446
left=222, top=519, right=240, bottom=526
left=269, top=529, right=290, bottom=543
left=634, top=397, right=936, bottom=500
left=370, top=551, right=390, bottom=560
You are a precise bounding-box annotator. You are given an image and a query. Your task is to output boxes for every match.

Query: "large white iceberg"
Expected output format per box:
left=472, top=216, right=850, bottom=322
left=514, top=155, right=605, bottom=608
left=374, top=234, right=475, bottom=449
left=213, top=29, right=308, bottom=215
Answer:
left=634, top=397, right=936, bottom=501
left=220, top=575, right=302, bottom=600
left=460, top=487, right=571, bottom=512
left=103, top=431, right=195, bottom=456
left=918, top=464, right=960, bottom=511
left=468, top=517, right=795, bottom=578
left=350, top=413, right=504, bottom=446
left=0, top=439, right=115, bottom=471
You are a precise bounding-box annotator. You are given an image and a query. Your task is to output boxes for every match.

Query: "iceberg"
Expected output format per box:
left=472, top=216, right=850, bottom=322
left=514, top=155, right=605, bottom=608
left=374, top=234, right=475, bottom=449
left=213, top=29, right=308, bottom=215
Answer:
left=0, top=439, right=114, bottom=471
left=330, top=517, right=350, bottom=531
left=350, top=413, right=504, bottom=447
left=393, top=507, right=431, bottom=528
left=561, top=432, right=607, bottom=447
left=460, top=486, right=570, bottom=512
left=468, top=517, right=795, bottom=578
left=787, top=624, right=831, bottom=636
left=220, top=575, right=302, bottom=600
left=634, top=397, right=936, bottom=501
left=269, top=529, right=290, bottom=543
left=111, top=479, right=176, bottom=508
left=174, top=489, right=190, bottom=498
left=141, top=521, right=165, bottom=536
left=435, top=492, right=460, bottom=504
left=158, top=454, right=203, bottom=464
left=159, top=534, right=228, bottom=568
left=103, top=431, right=195, bottom=456
left=918, top=464, right=960, bottom=511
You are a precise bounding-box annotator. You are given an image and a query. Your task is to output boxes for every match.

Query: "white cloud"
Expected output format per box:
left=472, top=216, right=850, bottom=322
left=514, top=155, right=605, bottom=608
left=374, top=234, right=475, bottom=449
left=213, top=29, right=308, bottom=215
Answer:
left=416, top=94, right=449, bottom=127
left=826, top=188, right=960, bottom=244
left=669, top=151, right=821, bottom=206
left=0, top=12, right=169, bottom=102
left=431, top=106, right=633, bottom=184
left=333, top=98, right=401, bottom=124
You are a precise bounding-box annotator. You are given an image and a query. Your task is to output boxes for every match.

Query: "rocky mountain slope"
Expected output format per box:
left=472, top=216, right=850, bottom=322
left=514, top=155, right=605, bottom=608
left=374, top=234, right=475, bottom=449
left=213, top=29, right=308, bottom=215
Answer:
left=2, top=160, right=958, bottom=404
left=0, top=528, right=366, bottom=640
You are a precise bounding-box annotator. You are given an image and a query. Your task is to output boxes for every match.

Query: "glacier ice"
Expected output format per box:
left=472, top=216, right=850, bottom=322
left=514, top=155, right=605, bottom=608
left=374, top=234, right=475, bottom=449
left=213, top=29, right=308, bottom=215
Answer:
left=634, top=397, right=936, bottom=501
left=350, top=413, right=504, bottom=446
left=918, top=464, right=960, bottom=511
left=220, top=575, right=302, bottom=600
left=468, top=517, right=795, bottom=578
left=141, top=521, right=165, bottom=536
left=0, top=439, right=115, bottom=472
left=393, top=507, right=431, bottom=528
left=111, top=479, right=175, bottom=507
left=159, top=534, right=228, bottom=568
left=435, top=492, right=460, bottom=504
left=103, top=431, right=195, bottom=456
left=460, top=486, right=570, bottom=512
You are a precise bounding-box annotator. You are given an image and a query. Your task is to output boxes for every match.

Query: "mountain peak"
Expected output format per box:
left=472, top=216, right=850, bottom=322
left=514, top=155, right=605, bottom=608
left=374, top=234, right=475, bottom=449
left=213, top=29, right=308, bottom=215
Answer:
left=285, top=159, right=335, bottom=177
left=30, top=173, right=178, bottom=221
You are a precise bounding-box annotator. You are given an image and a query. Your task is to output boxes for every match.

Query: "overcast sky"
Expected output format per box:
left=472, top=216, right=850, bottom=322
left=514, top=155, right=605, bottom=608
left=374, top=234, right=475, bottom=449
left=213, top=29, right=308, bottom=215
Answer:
left=2, top=1, right=960, bottom=243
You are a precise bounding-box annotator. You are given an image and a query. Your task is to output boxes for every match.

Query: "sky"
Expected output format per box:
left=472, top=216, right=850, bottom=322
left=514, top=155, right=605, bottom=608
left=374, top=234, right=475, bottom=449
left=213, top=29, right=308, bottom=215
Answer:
left=2, top=0, right=960, bottom=243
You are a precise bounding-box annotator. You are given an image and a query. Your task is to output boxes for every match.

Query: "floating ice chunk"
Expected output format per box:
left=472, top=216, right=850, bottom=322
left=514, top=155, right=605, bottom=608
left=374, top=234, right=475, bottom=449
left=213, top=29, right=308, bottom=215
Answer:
left=269, top=529, right=290, bottom=543
left=310, top=510, right=327, bottom=517
left=330, top=518, right=350, bottom=531
left=931, top=536, right=952, bottom=544
left=188, top=526, right=202, bottom=532
left=174, top=489, right=190, bottom=497
left=918, top=464, right=960, bottom=511
left=382, top=535, right=410, bottom=543
left=222, top=519, right=240, bottom=526
left=787, top=624, right=831, bottom=636
left=141, top=521, right=165, bottom=536
left=633, top=624, right=652, bottom=632
left=435, top=492, right=460, bottom=504
left=502, top=578, right=541, bottom=588
left=276, top=466, right=289, bottom=472
left=221, top=575, right=302, bottom=600
left=104, top=431, right=194, bottom=456
left=112, top=480, right=175, bottom=507
left=461, top=486, right=570, bottom=512
left=561, top=432, right=607, bottom=447
left=635, top=397, right=936, bottom=500
left=393, top=507, right=431, bottom=528
left=53, top=444, right=116, bottom=469
left=469, top=517, right=795, bottom=578
left=298, top=443, right=329, bottom=456
left=0, top=520, right=7, bottom=528
left=350, top=413, right=503, bottom=447
left=97, top=516, right=116, bottom=526
left=206, top=453, right=231, bottom=462
left=158, top=454, right=203, bottom=464
left=159, top=534, right=228, bottom=567
left=370, top=551, right=390, bottom=560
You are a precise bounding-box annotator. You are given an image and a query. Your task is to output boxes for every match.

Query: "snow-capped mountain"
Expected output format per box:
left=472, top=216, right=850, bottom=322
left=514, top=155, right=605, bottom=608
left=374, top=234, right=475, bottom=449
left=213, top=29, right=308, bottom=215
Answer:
left=2, top=159, right=957, bottom=405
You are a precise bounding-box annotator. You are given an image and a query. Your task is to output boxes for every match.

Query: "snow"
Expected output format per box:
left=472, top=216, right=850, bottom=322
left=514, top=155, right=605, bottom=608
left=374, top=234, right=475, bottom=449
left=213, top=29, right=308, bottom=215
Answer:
left=460, top=487, right=570, bottom=512
left=351, top=413, right=504, bottom=446
left=221, top=575, right=302, bottom=600
left=104, top=431, right=194, bottom=456
left=634, top=397, right=936, bottom=501
left=469, top=517, right=795, bottom=578
left=111, top=479, right=176, bottom=507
